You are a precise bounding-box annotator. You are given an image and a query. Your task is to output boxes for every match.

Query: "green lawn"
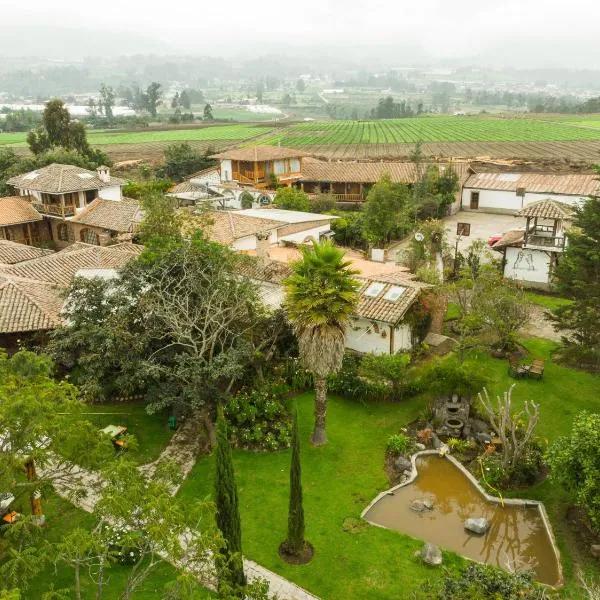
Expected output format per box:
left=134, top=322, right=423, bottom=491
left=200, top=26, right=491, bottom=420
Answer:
left=23, top=495, right=215, bottom=599
left=82, top=402, right=173, bottom=465
left=177, top=338, right=600, bottom=599
left=525, top=291, right=573, bottom=313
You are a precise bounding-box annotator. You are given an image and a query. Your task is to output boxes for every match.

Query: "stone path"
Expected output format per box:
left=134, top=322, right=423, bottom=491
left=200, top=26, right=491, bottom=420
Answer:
left=51, top=412, right=320, bottom=600
left=521, top=304, right=563, bottom=343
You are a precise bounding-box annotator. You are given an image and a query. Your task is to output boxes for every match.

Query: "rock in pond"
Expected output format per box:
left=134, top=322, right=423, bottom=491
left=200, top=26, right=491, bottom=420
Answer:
left=410, top=498, right=434, bottom=512
left=464, top=517, right=490, bottom=534
left=416, top=542, right=443, bottom=566
left=395, top=456, right=412, bottom=472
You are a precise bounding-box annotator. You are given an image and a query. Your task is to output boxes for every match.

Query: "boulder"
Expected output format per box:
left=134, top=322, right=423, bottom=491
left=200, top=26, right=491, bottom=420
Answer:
left=475, top=432, right=492, bottom=445
left=417, top=543, right=442, bottom=566
left=415, top=443, right=426, bottom=451
left=464, top=517, right=490, bottom=535
left=394, top=456, right=412, bottom=473
left=432, top=434, right=442, bottom=450
left=410, top=498, right=434, bottom=512
left=590, top=545, right=600, bottom=559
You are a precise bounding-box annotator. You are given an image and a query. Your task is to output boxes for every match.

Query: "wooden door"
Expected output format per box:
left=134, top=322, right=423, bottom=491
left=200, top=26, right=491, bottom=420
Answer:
left=470, top=191, right=479, bottom=209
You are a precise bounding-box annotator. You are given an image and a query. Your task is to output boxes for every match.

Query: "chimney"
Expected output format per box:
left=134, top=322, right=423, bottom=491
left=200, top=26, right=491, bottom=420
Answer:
left=97, top=165, right=110, bottom=184
left=255, top=231, right=271, bottom=259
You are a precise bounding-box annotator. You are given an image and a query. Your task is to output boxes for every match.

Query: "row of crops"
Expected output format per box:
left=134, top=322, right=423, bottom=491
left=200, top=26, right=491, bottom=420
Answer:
left=257, top=117, right=600, bottom=146
left=0, top=124, right=273, bottom=147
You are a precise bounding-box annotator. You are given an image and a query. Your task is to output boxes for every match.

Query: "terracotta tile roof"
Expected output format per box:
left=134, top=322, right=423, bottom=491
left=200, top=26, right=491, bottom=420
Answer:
left=0, top=240, right=54, bottom=265
left=491, top=230, right=525, bottom=250
left=301, top=160, right=471, bottom=185
left=6, top=163, right=125, bottom=194
left=353, top=275, right=421, bottom=325
left=182, top=211, right=282, bottom=246
left=464, top=172, right=599, bottom=196
left=0, top=196, right=43, bottom=226
left=2, top=243, right=142, bottom=287
left=70, top=198, right=142, bottom=233
left=234, top=255, right=292, bottom=284
left=517, top=200, right=576, bottom=220
left=212, top=146, right=311, bottom=161
left=0, top=273, right=63, bottom=333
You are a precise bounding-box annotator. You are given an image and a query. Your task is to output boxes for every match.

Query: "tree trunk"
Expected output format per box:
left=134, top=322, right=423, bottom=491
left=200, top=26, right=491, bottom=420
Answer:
left=25, top=459, right=44, bottom=524
left=75, top=564, right=81, bottom=600
left=311, top=376, right=328, bottom=446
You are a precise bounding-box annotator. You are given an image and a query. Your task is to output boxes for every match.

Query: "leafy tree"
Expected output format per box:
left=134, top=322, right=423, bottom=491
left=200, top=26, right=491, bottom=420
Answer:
left=281, top=409, right=310, bottom=559
left=137, top=190, right=183, bottom=244
left=240, top=191, right=254, bottom=209
left=296, top=79, right=306, bottom=93
left=171, top=92, right=180, bottom=109
left=215, top=407, right=246, bottom=592
left=144, top=82, right=162, bottom=118
left=122, top=178, right=173, bottom=199
left=157, top=143, right=216, bottom=182
left=552, top=190, right=600, bottom=370
left=282, top=94, right=293, bottom=108
left=284, top=241, right=359, bottom=445
left=330, top=210, right=367, bottom=249
left=361, top=172, right=409, bottom=246
left=203, top=103, right=214, bottom=121
left=547, top=411, right=600, bottom=533
left=179, top=90, right=191, bottom=109
left=27, top=99, right=91, bottom=157
left=309, top=192, right=335, bottom=214
left=273, top=187, right=310, bottom=212
left=99, top=84, right=115, bottom=121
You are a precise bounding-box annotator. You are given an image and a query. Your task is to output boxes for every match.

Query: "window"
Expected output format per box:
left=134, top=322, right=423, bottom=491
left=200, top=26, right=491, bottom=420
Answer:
left=289, top=158, right=300, bottom=172
left=470, top=191, right=479, bottom=209
left=364, top=282, right=385, bottom=298
left=273, top=160, right=286, bottom=175
left=4, top=227, right=15, bottom=241
left=80, top=228, right=100, bottom=245
left=57, top=223, right=74, bottom=242
left=383, top=286, right=406, bottom=302
left=85, top=190, right=97, bottom=204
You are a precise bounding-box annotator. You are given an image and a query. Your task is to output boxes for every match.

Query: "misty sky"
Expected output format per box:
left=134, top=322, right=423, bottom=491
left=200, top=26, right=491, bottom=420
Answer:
left=3, top=0, right=600, bottom=67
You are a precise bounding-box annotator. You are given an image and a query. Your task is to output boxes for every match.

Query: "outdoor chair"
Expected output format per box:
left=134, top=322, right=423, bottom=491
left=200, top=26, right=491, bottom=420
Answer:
left=529, top=359, right=545, bottom=379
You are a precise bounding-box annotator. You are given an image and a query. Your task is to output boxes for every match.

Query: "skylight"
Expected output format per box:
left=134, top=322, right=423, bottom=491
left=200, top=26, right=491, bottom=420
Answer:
left=497, top=173, right=520, bottom=182
left=23, top=171, right=39, bottom=180
left=77, top=173, right=94, bottom=179
left=383, top=286, right=407, bottom=302
left=364, top=282, right=385, bottom=298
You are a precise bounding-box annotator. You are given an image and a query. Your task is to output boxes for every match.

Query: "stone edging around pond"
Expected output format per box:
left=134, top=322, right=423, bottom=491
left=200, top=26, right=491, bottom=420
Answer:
left=360, top=449, right=564, bottom=588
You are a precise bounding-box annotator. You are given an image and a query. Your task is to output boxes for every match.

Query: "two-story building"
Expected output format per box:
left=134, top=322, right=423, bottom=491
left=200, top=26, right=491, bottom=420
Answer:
left=491, top=199, right=574, bottom=289
left=6, top=163, right=141, bottom=248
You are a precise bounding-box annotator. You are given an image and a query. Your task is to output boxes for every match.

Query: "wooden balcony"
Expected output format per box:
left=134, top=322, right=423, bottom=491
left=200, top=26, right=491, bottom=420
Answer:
left=308, top=193, right=365, bottom=203
left=32, top=201, right=77, bottom=217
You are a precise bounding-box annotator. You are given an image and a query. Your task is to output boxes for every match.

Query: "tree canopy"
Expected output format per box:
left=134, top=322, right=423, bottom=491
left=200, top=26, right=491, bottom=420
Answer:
left=273, top=187, right=310, bottom=212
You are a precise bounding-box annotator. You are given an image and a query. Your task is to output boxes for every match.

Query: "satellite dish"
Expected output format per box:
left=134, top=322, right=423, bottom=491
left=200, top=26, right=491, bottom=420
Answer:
left=414, top=232, right=425, bottom=242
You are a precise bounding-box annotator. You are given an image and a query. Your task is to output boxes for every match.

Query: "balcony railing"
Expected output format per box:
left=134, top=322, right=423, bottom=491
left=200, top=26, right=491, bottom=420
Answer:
left=308, top=193, right=365, bottom=203
left=523, top=233, right=566, bottom=249
left=32, top=201, right=77, bottom=217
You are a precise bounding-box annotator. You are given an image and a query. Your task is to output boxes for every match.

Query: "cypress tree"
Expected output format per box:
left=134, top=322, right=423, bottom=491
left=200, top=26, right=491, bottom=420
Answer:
left=214, top=406, right=246, bottom=590
left=284, top=408, right=306, bottom=555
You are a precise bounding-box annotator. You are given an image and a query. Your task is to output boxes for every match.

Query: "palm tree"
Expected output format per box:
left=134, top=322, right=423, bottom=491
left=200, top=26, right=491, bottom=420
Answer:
left=284, top=241, right=359, bottom=445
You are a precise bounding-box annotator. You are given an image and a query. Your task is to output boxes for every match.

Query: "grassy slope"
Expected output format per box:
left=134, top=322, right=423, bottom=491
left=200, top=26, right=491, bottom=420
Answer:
left=81, top=402, right=173, bottom=465
left=525, top=291, right=573, bottom=313
left=178, top=338, right=600, bottom=600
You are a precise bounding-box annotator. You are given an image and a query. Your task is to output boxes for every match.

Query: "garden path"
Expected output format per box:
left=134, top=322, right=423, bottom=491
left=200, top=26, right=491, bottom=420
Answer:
left=51, top=412, right=320, bottom=600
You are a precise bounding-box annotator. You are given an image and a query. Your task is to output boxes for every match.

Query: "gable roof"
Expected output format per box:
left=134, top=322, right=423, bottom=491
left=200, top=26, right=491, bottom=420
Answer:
left=1, top=243, right=143, bottom=287
left=238, top=208, right=336, bottom=224
left=0, top=196, right=43, bottom=226
left=0, top=240, right=54, bottom=265
left=354, top=274, right=422, bottom=325
left=463, top=172, right=599, bottom=196
left=517, top=200, right=576, bottom=220
left=182, top=211, right=282, bottom=246
left=491, top=229, right=525, bottom=250
left=234, top=255, right=292, bottom=284
left=6, top=163, right=125, bottom=194
left=70, top=198, right=142, bottom=232
left=212, top=146, right=311, bottom=162
left=0, top=273, right=63, bottom=333
left=301, top=160, right=471, bottom=185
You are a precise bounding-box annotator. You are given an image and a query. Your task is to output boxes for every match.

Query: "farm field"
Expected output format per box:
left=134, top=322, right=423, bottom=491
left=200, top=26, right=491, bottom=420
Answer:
left=256, top=117, right=600, bottom=146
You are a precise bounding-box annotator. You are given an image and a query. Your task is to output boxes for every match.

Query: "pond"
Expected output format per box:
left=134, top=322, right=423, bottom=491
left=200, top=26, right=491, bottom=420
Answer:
left=363, top=454, right=561, bottom=586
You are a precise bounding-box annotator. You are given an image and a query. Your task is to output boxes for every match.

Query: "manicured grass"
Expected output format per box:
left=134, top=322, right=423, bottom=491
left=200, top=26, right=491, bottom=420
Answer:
left=525, top=291, right=573, bottom=313
left=23, top=495, right=215, bottom=599
left=178, top=339, right=600, bottom=599
left=82, top=402, right=173, bottom=465
left=445, top=301, right=461, bottom=321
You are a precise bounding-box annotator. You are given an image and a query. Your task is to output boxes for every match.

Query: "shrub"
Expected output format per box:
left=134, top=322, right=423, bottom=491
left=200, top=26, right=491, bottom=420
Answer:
left=418, top=356, right=488, bottom=399
left=240, top=191, right=254, bottom=209
left=386, top=433, right=412, bottom=455
left=273, top=187, right=310, bottom=212
left=309, top=192, right=336, bottom=214
left=224, top=381, right=292, bottom=451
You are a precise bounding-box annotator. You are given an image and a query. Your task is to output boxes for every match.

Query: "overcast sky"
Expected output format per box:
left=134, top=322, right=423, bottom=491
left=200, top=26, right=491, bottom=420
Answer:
left=3, top=0, right=600, bottom=67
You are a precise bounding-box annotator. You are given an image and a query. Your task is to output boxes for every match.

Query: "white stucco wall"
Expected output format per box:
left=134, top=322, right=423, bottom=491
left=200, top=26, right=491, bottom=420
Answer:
left=392, top=324, right=413, bottom=352
left=220, top=160, right=233, bottom=182
left=98, top=185, right=122, bottom=200
left=277, top=224, right=331, bottom=244
left=462, top=188, right=587, bottom=214
left=231, top=230, right=278, bottom=251
left=504, top=246, right=552, bottom=286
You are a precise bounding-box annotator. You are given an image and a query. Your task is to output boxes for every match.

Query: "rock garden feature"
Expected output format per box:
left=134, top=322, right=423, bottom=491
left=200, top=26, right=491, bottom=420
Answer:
left=416, top=542, right=443, bottom=566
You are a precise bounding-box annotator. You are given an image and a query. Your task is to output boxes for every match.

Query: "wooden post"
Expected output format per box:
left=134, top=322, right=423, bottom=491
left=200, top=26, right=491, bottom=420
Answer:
left=25, top=459, right=44, bottom=524
left=254, top=160, right=258, bottom=184
left=26, top=222, right=33, bottom=245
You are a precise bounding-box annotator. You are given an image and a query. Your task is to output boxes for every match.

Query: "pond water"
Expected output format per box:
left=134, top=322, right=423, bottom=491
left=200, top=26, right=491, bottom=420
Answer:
left=364, top=455, right=560, bottom=585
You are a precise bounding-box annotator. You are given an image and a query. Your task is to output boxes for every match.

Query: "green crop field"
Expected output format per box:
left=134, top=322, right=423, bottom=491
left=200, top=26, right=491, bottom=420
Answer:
left=0, top=124, right=273, bottom=148
left=255, top=117, right=600, bottom=146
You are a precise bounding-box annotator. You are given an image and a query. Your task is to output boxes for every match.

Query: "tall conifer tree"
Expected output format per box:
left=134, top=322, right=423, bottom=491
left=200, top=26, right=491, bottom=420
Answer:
left=285, top=408, right=305, bottom=554
left=214, top=406, right=245, bottom=590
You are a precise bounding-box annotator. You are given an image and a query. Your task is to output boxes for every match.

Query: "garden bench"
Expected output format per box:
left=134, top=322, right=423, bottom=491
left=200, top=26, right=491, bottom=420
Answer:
left=529, top=359, right=545, bottom=379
